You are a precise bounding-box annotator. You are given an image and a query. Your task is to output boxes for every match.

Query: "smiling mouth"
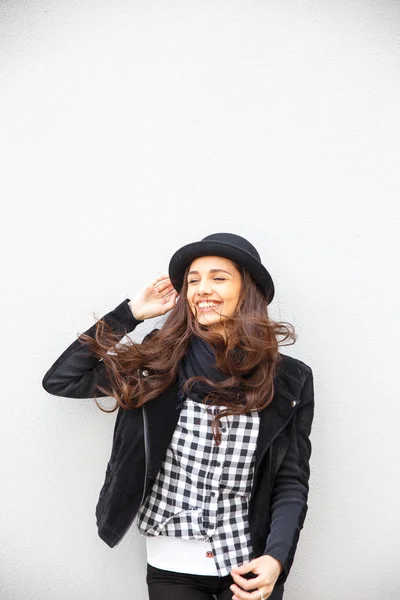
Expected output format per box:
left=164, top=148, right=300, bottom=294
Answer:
left=195, top=302, right=222, bottom=312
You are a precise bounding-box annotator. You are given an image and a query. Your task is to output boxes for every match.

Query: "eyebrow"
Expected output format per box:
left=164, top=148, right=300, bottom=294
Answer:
left=188, top=269, right=232, bottom=276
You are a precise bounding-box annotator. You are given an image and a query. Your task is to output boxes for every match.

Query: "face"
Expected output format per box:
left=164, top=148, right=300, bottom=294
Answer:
left=186, top=255, right=243, bottom=339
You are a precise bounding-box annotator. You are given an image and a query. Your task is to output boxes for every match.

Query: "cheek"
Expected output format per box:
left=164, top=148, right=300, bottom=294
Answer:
left=221, top=298, right=236, bottom=314
left=222, top=289, right=237, bottom=303
left=223, top=293, right=240, bottom=312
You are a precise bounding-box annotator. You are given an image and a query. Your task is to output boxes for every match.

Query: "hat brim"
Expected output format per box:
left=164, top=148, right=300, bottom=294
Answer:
left=168, top=240, right=274, bottom=304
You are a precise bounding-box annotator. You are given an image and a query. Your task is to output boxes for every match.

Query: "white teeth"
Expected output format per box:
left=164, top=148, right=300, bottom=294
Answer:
left=198, top=302, right=220, bottom=308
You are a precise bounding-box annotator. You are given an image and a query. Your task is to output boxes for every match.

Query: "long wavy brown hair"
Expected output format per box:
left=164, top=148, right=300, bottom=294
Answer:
left=78, top=262, right=296, bottom=444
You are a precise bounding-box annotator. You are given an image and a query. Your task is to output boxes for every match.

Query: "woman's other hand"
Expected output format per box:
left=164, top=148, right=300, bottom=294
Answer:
left=229, top=555, right=283, bottom=599
left=128, top=274, right=179, bottom=321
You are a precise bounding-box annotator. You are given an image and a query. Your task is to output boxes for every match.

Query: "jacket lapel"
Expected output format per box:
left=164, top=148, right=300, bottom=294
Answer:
left=144, top=380, right=181, bottom=483
left=253, top=385, right=297, bottom=481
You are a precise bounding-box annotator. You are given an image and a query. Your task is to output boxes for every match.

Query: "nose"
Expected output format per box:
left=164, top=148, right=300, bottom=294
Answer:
left=197, top=279, right=213, bottom=295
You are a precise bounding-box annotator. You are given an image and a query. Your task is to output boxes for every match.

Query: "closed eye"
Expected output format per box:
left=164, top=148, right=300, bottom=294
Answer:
left=188, top=278, right=226, bottom=283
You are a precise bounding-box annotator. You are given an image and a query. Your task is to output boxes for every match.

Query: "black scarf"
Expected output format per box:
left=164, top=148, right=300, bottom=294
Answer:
left=177, top=334, right=245, bottom=408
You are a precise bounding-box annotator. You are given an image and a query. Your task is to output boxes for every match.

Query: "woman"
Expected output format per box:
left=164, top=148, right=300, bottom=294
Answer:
left=42, top=232, right=314, bottom=600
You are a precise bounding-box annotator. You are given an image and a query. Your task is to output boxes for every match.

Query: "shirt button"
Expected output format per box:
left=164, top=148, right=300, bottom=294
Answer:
left=215, top=461, right=220, bottom=467
left=291, top=400, right=297, bottom=407
left=221, top=427, right=227, bottom=433
left=210, top=491, right=216, bottom=497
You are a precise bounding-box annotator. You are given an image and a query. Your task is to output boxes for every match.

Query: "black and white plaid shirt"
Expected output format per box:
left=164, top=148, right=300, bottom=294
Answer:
left=136, top=396, right=260, bottom=576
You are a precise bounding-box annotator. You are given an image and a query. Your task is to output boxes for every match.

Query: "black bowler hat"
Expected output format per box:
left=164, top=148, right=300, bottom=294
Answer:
left=168, top=232, right=275, bottom=304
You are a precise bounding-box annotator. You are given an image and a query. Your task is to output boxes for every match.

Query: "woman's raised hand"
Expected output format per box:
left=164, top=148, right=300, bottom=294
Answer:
left=128, top=275, right=179, bottom=321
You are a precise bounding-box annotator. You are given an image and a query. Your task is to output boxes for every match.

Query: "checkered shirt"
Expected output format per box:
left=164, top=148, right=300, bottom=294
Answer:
left=136, top=396, right=260, bottom=576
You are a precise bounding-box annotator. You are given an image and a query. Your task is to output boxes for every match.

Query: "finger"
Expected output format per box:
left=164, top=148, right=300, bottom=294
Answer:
left=145, top=278, right=166, bottom=292
left=148, top=283, right=172, bottom=298
left=155, top=274, right=170, bottom=280
left=231, top=561, right=252, bottom=573
left=164, top=290, right=178, bottom=304
left=231, top=572, right=262, bottom=591
left=257, top=588, right=271, bottom=600
left=160, top=293, right=177, bottom=314
left=154, top=283, right=174, bottom=295
left=147, top=275, right=169, bottom=290
left=231, top=569, right=253, bottom=582
left=159, top=289, right=177, bottom=305
left=230, top=584, right=252, bottom=600
left=231, top=582, right=263, bottom=600
left=161, top=288, right=176, bottom=299
left=154, top=279, right=173, bottom=291
left=153, top=274, right=171, bottom=284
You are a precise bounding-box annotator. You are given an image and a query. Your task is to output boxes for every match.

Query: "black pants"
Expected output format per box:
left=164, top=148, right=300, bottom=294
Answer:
left=146, top=563, right=284, bottom=600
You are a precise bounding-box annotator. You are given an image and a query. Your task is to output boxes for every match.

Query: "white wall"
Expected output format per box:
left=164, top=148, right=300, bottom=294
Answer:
left=1, top=1, right=399, bottom=598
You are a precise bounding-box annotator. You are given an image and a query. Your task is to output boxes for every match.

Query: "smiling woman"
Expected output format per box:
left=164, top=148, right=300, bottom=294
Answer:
left=42, top=232, right=314, bottom=600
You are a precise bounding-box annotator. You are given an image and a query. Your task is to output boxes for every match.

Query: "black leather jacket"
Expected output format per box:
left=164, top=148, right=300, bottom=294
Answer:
left=42, top=298, right=314, bottom=590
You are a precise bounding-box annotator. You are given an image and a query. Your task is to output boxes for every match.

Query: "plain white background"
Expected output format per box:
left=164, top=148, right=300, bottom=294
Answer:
left=1, top=1, right=399, bottom=599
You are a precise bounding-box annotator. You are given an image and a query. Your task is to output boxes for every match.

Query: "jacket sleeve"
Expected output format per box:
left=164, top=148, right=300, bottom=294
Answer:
left=42, top=298, right=144, bottom=399
left=263, top=367, right=315, bottom=585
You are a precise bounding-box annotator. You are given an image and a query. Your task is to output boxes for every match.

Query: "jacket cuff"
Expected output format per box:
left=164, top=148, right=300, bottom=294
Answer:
left=104, top=298, right=144, bottom=333
left=262, top=538, right=299, bottom=585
